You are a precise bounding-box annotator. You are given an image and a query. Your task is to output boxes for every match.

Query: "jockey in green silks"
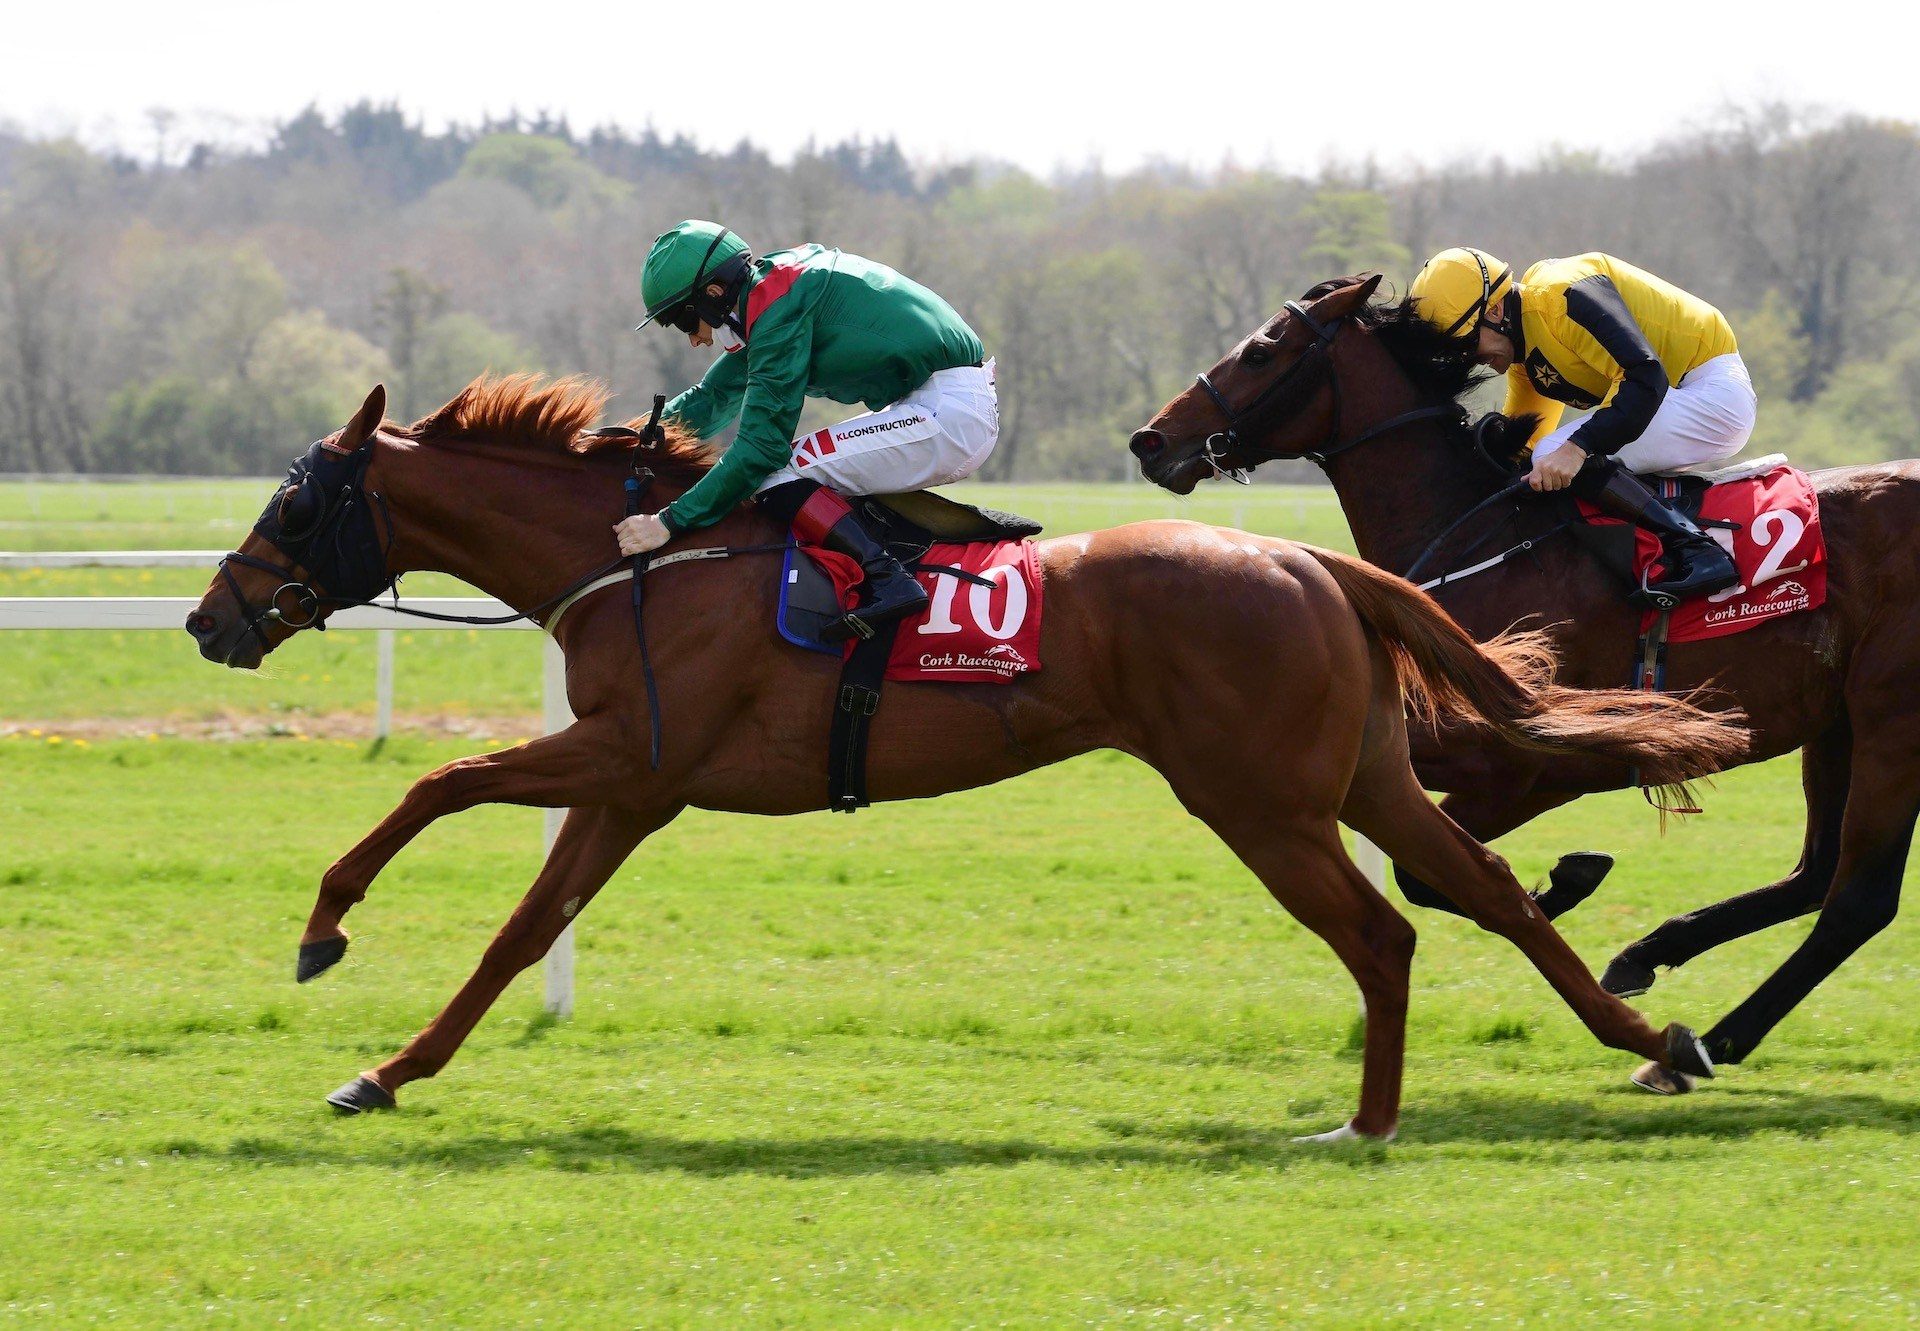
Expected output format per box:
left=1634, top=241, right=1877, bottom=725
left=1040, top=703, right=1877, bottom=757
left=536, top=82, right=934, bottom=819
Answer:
left=616, top=219, right=997, bottom=641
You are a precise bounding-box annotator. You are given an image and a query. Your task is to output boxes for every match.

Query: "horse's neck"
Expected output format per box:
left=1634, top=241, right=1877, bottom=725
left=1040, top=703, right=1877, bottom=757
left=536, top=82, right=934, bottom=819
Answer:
left=1323, top=429, right=1500, bottom=576
left=1316, top=359, right=1505, bottom=577
left=376, top=441, right=638, bottom=609
left=377, top=439, right=768, bottom=614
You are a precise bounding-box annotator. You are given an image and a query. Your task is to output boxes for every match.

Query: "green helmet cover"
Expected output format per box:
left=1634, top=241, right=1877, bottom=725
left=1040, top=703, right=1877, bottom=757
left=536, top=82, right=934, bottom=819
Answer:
left=639, top=220, right=751, bottom=327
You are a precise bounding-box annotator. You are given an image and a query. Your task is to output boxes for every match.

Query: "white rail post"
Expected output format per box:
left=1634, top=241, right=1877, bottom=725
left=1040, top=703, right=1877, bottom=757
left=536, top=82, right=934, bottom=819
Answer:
left=374, top=630, right=395, bottom=741
left=542, top=636, right=576, bottom=1017
left=1351, top=834, right=1389, bottom=894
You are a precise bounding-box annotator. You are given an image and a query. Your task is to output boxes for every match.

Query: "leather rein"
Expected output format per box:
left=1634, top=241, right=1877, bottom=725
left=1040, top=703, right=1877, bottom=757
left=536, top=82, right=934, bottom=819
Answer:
left=1192, top=299, right=1465, bottom=482
left=218, top=425, right=786, bottom=765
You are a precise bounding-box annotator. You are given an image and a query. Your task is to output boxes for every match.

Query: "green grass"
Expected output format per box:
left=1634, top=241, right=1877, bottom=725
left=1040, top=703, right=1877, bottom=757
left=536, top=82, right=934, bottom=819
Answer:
left=5, top=479, right=1917, bottom=1325
left=4, top=735, right=1919, bottom=1327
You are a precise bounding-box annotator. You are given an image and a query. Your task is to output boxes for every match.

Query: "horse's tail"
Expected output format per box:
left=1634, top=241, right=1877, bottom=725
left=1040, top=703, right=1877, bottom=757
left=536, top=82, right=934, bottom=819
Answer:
left=1305, top=546, right=1747, bottom=796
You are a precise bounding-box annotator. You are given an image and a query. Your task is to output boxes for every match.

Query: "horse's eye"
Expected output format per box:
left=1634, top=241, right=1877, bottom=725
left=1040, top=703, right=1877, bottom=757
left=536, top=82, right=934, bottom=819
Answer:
left=1243, top=345, right=1273, bottom=368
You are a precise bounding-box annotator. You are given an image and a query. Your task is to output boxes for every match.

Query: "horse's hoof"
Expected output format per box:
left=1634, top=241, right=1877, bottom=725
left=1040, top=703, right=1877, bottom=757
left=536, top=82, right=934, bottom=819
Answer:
left=296, top=935, right=349, bottom=984
left=1293, top=1120, right=1395, bottom=1144
left=1600, top=954, right=1656, bottom=999
left=1532, top=851, right=1614, bottom=920
left=1631, top=1061, right=1696, bottom=1095
left=1664, top=1023, right=1716, bottom=1079
left=326, top=1074, right=396, bottom=1114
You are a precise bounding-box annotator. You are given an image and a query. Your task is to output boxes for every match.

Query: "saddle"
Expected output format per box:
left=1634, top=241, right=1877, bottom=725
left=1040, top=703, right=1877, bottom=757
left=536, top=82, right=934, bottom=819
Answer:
left=1565, top=458, right=1827, bottom=666
left=1566, top=454, right=1793, bottom=589
left=780, top=489, right=1044, bottom=813
left=780, top=490, right=1041, bottom=650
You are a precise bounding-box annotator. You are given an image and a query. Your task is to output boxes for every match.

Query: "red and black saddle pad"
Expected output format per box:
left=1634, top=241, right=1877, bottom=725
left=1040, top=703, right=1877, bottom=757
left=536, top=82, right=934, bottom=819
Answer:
left=771, top=492, right=1044, bottom=813
left=778, top=535, right=1044, bottom=683
left=1576, top=465, right=1827, bottom=642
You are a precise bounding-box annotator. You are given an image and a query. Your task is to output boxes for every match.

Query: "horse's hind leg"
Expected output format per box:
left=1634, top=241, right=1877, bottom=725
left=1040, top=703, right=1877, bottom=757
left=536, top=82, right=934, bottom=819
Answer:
left=299, top=720, right=635, bottom=981
left=1601, top=717, right=1851, bottom=999
left=1342, top=749, right=1684, bottom=1069
left=1168, top=788, right=1415, bottom=1140
left=326, top=801, right=679, bottom=1112
left=1393, top=786, right=1581, bottom=919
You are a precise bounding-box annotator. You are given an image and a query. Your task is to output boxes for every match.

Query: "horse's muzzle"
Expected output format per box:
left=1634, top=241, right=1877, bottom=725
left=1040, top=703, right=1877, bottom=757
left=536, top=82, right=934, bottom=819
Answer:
left=185, top=608, right=260, bottom=668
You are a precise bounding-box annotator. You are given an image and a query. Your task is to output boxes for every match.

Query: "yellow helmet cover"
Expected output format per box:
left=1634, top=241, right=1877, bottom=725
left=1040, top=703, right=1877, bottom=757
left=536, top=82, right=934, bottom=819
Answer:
left=1410, top=247, right=1513, bottom=338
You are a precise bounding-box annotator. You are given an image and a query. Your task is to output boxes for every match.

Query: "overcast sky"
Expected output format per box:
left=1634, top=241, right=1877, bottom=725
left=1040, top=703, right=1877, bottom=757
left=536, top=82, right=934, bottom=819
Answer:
left=8, top=1, right=1913, bottom=175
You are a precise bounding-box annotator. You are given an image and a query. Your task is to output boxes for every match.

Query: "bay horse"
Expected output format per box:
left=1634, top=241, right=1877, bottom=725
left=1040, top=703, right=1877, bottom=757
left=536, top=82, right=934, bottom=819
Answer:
left=1130, top=271, right=1920, bottom=1080
left=185, top=376, right=1742, bottom=1139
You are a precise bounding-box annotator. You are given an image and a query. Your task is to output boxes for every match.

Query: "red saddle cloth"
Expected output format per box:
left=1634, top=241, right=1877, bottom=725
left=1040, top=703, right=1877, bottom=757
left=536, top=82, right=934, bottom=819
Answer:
left=1578, top=466, right=1827, bottom=642
left=807, top=539, right=1044, bottom=682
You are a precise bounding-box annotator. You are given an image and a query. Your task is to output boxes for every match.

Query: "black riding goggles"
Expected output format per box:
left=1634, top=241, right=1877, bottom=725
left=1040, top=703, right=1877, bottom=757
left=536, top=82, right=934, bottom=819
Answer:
left=660, top=303, right=703, bottom=335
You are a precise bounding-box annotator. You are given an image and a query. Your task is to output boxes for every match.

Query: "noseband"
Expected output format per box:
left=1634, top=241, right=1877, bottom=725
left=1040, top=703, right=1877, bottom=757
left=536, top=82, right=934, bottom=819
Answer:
left=1192, top=299, right=1463, bottom=479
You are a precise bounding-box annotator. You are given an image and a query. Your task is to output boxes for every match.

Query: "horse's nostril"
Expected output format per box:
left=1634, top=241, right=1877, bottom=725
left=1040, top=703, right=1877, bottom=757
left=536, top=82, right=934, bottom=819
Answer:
left=1130, top=430, right=1167, bottom=460
left=185, top=612, right=217, bottom=639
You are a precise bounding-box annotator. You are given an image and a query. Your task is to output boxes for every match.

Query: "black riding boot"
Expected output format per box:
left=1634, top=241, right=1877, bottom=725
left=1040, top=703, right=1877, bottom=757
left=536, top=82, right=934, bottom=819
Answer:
left=1576, top=458, right=1740, bottom=609
left=759, top=479, right=929, bottom=641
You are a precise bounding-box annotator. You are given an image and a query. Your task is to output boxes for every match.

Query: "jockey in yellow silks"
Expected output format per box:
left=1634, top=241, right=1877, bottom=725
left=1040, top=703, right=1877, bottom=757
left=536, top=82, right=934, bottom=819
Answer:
left=1410, top=248, right=1748, bottom=606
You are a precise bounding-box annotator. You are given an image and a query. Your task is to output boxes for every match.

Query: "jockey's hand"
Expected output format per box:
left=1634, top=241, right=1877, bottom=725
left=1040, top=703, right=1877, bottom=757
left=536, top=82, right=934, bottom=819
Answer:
left=614, top=512, right=672, bottom=556
left=1529, top=444, right=1587, bottom=493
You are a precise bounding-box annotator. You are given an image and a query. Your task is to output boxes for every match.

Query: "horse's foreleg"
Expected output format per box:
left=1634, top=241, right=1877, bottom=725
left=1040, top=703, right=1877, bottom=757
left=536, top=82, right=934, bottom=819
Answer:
left=1601, top=717, right=1851, bottom=998
left=300, top=721, right=635, bottom=975
left=328, top=801, right=677, bottom=1111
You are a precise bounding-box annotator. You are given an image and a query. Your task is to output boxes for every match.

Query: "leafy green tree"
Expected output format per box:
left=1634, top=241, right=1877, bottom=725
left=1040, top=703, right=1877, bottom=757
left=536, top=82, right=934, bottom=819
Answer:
left=458, top=133, right=627, bottom=210
left=1301, top=192, right=1411, bottom=280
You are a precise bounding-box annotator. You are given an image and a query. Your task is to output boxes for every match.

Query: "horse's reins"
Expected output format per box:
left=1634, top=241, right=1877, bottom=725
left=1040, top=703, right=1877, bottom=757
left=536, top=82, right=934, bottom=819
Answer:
left=218, top=423, right=790, bottom=765
left=1193, top=298, right=1464, bottom=482
left=625, top=398, right=667, bottom=770
left=1401, top=477, right=1559, bottom=591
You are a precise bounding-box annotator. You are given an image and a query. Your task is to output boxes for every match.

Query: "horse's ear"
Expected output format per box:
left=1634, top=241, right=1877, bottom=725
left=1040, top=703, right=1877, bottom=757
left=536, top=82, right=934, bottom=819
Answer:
left=1310, top=273, right=1384, bottom=320
left=335, top=384, right=387, bottom=453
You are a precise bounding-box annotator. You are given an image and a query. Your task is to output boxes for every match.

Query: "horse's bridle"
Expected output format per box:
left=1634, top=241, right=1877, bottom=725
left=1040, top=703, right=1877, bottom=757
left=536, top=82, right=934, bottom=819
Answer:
left=215, top=438, right=397, bottom=666
left=1192, top=299, right=1464, bottom=481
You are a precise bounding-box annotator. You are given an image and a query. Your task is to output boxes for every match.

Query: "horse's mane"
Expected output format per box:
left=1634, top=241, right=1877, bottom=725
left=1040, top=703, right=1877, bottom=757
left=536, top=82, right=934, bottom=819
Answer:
left=1299, top=276, right=1492, bottom=443
left=401, top=373, right=720, bottom=481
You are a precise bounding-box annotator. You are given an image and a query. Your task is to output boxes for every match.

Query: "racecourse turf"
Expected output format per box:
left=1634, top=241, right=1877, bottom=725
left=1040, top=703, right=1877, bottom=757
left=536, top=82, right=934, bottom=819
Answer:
left=3, top=480, right=1918, bottom=1326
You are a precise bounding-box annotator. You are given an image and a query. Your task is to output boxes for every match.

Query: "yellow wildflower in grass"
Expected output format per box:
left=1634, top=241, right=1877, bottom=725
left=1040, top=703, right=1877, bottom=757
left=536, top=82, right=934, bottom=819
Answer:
left=46, top=735, right=63, bottom=746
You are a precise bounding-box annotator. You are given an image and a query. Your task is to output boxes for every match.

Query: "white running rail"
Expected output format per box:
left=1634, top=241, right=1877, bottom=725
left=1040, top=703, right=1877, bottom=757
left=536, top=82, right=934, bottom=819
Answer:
left=0, top=555, right=580, bottom=1014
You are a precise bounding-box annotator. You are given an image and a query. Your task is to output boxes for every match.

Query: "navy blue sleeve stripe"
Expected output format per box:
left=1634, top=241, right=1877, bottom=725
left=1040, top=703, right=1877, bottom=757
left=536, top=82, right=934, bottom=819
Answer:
left=1563, top=275, right=1667, bottom=456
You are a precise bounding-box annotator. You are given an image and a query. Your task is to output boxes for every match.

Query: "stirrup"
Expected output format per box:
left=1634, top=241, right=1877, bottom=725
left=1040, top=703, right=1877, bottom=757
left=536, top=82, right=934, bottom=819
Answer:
left=1631, top=569, right=1682, bottom=613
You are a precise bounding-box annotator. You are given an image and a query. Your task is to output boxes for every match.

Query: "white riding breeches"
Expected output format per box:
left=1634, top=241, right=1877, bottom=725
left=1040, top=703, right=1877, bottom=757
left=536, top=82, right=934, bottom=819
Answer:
left=757, top=360, right=999, bottom=497
left=1533, top=352, right=1757, bottom=476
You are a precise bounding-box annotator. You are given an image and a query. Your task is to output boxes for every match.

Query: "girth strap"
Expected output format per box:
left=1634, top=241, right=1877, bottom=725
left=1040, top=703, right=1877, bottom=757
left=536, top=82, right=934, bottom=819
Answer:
left=829, top=619, right=902, bottom=812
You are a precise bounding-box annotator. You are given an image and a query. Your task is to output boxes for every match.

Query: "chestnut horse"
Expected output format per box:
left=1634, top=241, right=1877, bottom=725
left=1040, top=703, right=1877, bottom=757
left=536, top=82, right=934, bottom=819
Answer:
left=1131, top=272, right=1920, bottom=1080
left=186, top=377, right=1741, bottom=1139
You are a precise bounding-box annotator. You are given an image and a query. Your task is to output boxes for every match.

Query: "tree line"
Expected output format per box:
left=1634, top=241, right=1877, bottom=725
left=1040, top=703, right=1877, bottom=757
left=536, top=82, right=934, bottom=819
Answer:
left=1, top=102, right=1916, bottom=478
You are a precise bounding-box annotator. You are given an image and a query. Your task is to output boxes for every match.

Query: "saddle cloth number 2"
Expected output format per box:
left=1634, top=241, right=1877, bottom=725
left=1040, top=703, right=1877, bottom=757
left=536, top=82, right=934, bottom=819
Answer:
left=1705, top=507, right=1808, bottom=604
